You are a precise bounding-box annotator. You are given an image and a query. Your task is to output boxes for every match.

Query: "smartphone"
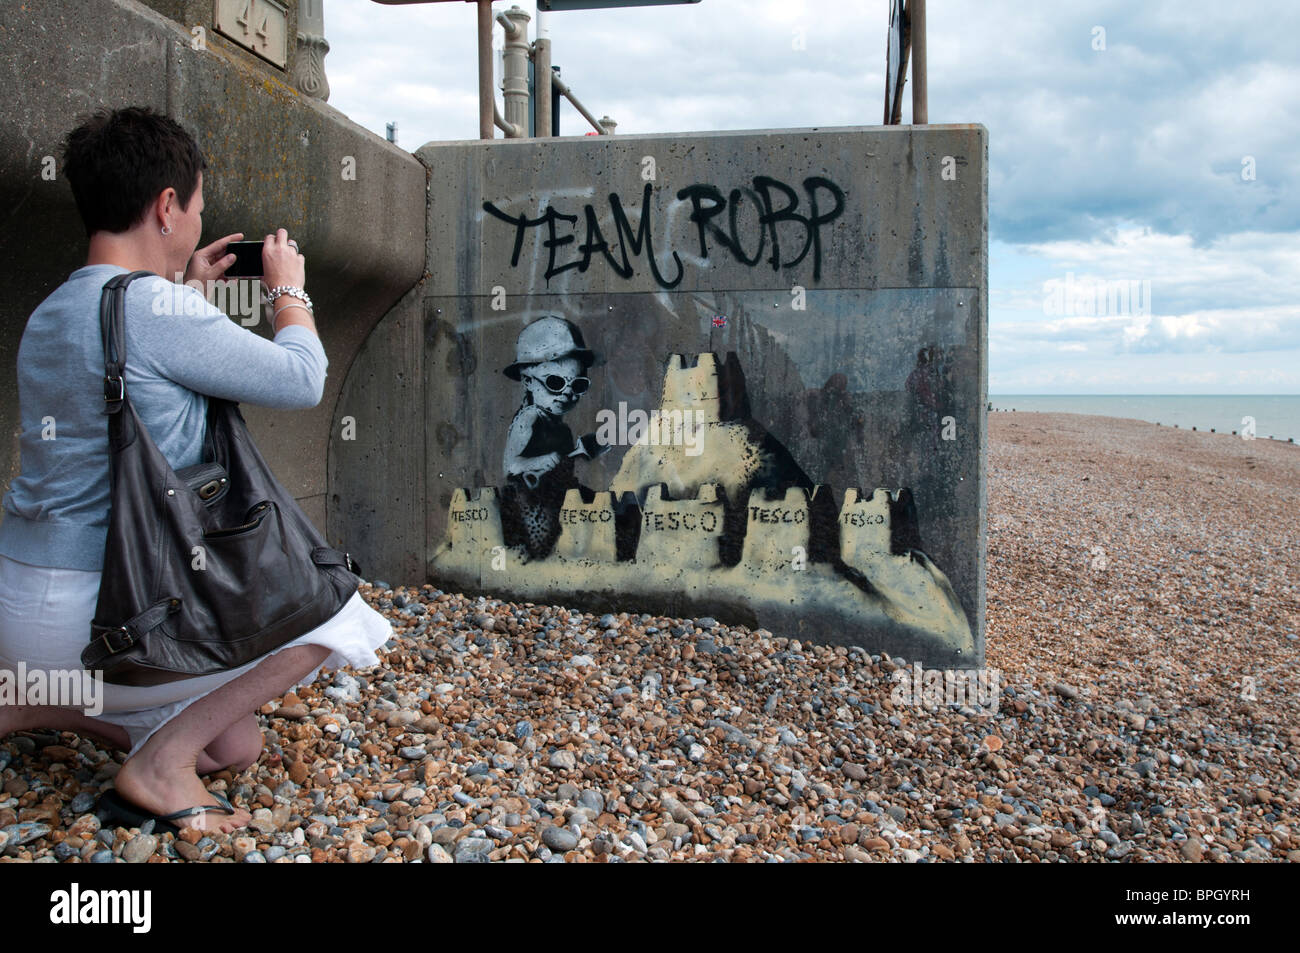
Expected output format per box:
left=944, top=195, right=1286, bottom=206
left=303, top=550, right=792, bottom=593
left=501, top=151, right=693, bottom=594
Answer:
left=224, top=240, right=264, bottom=278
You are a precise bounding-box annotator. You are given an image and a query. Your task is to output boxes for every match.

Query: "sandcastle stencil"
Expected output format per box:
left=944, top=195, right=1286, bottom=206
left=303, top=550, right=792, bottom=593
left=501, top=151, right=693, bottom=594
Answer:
left=430, top=324, right=973, bottom=661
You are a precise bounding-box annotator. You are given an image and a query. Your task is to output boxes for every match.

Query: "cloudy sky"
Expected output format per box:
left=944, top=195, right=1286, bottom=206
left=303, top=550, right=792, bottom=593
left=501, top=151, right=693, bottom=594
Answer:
left=323, top=0, right=1299, bottom=394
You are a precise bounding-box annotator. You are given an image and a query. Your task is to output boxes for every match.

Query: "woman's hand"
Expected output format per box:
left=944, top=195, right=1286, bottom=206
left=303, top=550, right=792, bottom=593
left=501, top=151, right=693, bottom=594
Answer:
left=262, top=228, right=306, bottom=291
left=184, top=232, right=243, bottom=287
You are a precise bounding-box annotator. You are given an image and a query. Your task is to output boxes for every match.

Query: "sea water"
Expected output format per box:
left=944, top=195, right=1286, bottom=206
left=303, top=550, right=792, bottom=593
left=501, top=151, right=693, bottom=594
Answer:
left=989, top=395, right=1300, bottom=443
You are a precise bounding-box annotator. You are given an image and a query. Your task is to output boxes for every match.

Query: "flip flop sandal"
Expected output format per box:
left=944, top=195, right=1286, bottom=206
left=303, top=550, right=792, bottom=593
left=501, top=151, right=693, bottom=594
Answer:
left=96, top=788, right=237, bottom=836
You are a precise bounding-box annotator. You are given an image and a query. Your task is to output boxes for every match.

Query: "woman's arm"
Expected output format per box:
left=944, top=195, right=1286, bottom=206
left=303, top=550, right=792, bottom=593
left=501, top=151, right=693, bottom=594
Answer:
left=130, top=276, right=327, bottom=409
left=262, top=228, right=316, bottom=337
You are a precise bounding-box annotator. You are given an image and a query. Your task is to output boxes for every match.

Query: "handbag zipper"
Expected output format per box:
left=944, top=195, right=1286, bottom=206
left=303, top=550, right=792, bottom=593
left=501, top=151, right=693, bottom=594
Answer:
left=203, top=501, right=272, bottom=538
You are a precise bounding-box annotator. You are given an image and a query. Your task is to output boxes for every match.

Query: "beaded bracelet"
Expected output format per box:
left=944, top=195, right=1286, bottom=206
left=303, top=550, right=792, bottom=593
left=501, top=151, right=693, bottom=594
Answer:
left=266, top=285, right=313, bottom=310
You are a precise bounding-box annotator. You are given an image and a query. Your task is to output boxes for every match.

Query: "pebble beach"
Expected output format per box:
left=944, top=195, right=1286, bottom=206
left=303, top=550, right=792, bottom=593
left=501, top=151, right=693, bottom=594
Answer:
left=2, top=412, right=1297, bottom=863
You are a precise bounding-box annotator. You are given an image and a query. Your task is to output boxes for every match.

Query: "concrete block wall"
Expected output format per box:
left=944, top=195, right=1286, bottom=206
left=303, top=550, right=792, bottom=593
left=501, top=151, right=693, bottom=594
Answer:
left=334, top=125, right=988, bottom=663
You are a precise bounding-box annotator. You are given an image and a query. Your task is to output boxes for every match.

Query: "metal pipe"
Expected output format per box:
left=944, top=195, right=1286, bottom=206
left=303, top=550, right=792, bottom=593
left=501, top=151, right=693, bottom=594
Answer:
left=533, top=44, right=551, bottom=136
left=534, top=6, right=551, bottom=137
left=549, top=72, right=608, bottom=135
left=477, top=0, right=493, bottom=138
left=494, top=101, right=525, bottom=138
left=497, top=6, right=531, bottom=136
left=911, top=0, right=927, bottom=124
left=533, top=39, right=552, bottom=137
left=550, top=65, right=562, bottom=135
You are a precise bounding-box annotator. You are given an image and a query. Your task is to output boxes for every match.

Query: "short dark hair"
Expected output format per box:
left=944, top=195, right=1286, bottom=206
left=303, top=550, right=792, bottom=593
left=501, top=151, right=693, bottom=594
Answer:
left=62, top=106, right=207, bottom=235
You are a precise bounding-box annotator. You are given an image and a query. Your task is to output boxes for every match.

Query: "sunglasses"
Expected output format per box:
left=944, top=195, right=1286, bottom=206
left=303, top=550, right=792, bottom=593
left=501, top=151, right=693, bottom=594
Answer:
left=526, top=372, right=590, bottom=395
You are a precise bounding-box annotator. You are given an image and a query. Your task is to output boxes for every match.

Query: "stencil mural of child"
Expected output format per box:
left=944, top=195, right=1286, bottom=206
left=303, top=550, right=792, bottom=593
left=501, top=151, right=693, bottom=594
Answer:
left=501, top=316, right=608, bottom=558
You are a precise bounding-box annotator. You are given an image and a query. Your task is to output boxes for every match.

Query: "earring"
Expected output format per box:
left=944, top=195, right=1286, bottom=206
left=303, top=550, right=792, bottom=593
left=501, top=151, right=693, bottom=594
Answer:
left=161, top=224, right=173, bottom=236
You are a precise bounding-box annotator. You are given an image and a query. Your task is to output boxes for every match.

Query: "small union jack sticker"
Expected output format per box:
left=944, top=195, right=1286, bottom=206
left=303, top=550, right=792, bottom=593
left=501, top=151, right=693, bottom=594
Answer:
left=711, top=315, right=727, bottom=328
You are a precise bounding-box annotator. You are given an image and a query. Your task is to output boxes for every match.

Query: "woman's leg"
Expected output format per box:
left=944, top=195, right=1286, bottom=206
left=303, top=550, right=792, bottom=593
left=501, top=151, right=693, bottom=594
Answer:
left=5, top=667, right=303, bottom=781
left=1, top=699, right=261, bottom=775
left=113, top=644, right=329, bottom=833
left=0, top=702, right=131, bottom=752
left=195, top=713, right=264, bottom=775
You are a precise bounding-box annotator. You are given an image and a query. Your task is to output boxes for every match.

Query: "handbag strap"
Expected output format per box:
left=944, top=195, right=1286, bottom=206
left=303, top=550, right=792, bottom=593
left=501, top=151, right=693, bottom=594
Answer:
left=99, top=270, right=219, bottom=464
left=100, top=270, right=157, bottom=416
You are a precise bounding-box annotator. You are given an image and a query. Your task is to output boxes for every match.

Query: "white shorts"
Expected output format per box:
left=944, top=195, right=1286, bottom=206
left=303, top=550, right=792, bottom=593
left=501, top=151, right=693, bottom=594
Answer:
left=0, top=552, right=393, bottom=756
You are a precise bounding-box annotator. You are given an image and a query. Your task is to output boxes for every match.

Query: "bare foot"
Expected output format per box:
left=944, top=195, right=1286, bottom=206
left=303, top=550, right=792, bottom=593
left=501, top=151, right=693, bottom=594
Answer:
left=114, top=756, right=252, bottom=834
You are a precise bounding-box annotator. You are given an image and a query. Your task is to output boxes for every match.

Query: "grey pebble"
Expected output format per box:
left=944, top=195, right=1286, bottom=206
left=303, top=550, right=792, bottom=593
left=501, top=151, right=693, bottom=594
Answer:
left=122, top=834, right=157, bottom=864
left=3, top=822, right=52, bottom=848
left=454, top=837, right=494, bottom=863
left=542, top=826, right=579, bottom=851
left=325, top=672, right=362, bottom=704
left=623, top=831, right=648, bottom=853
left=549, top=750, right=577, bottom=771
left=837, top=759, right=868, bottom=780
left=426, top=843, right=453, bottom=863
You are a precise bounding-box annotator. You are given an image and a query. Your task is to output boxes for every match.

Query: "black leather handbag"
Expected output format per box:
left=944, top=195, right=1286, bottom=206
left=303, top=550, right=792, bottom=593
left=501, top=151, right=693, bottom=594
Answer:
left=82, top=270, right=363, bottom=686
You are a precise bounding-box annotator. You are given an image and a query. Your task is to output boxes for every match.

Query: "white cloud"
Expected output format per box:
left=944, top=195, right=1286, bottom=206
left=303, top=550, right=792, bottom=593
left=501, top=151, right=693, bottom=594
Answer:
left=1118, top=307, right=1300, bottom=354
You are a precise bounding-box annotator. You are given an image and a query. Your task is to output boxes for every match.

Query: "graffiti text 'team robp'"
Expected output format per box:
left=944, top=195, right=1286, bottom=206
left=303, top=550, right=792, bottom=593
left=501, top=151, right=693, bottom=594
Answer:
left=482, top=176, right=847, bottom=290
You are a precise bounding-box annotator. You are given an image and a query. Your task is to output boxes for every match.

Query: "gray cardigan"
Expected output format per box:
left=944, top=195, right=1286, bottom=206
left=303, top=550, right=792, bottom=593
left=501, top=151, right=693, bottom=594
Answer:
left=0, top=264, right=327, bottom=571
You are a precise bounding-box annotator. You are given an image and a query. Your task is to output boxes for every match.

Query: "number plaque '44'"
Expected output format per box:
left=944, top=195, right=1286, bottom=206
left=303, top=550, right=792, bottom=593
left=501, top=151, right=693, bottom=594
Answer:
left=214, top=0, right=289, bottom=69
